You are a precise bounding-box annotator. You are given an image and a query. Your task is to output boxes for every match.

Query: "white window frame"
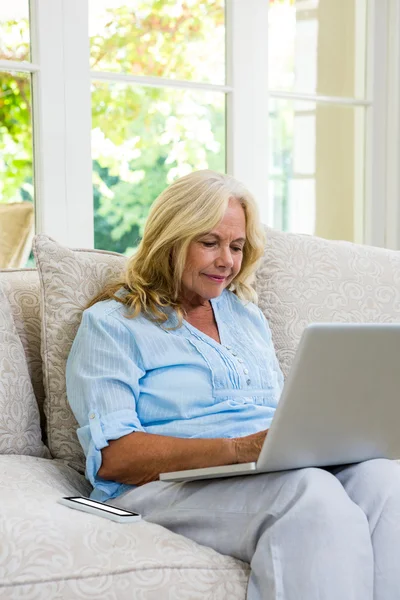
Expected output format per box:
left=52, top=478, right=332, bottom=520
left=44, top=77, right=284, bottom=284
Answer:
left=227, top=0, right=269, bottom=224
left=383, top=0, right=400, bottom=249
left=30, top=0, right=93, bottom=247
left=364, top=0, right=400, bottom=249
left=365, top=0, right=388, bottom=248
left=0, top=0, right=398, bottom=250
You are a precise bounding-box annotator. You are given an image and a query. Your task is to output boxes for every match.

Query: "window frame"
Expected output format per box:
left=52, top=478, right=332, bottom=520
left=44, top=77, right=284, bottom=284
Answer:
left=383, top=0, right=400, bottom=249
left=30, top=0, right=93, bottom=247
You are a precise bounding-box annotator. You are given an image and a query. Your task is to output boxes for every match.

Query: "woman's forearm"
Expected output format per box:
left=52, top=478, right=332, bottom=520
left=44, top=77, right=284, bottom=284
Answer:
left=98, top=431, right=237, bottom=486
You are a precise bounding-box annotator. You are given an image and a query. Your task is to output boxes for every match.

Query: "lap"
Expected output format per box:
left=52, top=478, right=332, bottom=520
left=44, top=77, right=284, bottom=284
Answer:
left=111, top=459, right=400, bottom=519
left=112, top=464, right=352, bottom=517
left=109, top=461, right=400, bottom=563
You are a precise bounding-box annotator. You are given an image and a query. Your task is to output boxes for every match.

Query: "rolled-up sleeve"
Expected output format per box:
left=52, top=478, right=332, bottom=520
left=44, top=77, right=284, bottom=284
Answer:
left=66, top=308, right=146, bottom=496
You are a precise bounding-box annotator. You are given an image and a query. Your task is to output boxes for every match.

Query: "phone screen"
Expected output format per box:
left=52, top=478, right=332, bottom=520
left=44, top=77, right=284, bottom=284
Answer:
left=66, top=497, right=140, bottom=517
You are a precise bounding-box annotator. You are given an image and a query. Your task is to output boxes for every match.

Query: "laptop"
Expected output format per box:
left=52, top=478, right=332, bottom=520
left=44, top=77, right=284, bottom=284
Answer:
left=159, top=323, right=400, bottom=483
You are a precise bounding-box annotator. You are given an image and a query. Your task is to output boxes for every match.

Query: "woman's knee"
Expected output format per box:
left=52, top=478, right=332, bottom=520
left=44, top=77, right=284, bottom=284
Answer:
left=335, top=458, right=400, bottom=494
left=294, top=467, right=368, bottom=530
left=334, top=459, right=400, bottom=521
left=355, top=458, right=400, bottom=482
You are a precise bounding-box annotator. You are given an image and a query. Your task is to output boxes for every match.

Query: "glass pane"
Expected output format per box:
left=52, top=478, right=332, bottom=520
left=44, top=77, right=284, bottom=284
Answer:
left=0, top=71, right=35, bottom=268
left=269, top=98, right=365, bottom=243
left=269, top=0, right=368, bottom=99
left=0, top=0, right=30, bottom=62
left=92, top=82, right=225, bottom=253
left=89, top=0, right=225, bottom=85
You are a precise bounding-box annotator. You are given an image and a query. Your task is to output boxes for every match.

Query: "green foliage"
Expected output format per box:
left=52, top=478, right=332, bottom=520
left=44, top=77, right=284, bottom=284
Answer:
left=0, top=71, right=33, bottom=203
left=0, top=18, right=32, bottom=203
left=90, top=0, right=224, bottom=83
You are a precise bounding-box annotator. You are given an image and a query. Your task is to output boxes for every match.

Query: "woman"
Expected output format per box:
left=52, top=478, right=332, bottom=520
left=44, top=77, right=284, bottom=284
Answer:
left=66, top=170, right=400, bottom=600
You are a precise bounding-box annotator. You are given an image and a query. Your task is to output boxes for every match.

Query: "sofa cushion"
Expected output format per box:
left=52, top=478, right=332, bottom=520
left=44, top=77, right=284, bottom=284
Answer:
left=0, top=268, right=45, bottom=436
left=0, top=285, right=49, bottom=458
left=0, top=456, right=249, bottom=599
left=256, top=227, right=400, bottom=378
left=33, top=234, right=127, bottom=473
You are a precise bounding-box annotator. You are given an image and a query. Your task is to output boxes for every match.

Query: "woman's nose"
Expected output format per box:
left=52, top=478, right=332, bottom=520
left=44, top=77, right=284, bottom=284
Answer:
left=216, top=246, right=234, bottom=267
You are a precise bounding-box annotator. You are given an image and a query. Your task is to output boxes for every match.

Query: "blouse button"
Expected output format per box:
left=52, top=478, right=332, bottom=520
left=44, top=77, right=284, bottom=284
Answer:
left=231, top=351, right=238, bottom=357
left=246, top=379, right=251, bottom=385
left=243, top=368, right=249, bottom=374
left=89, top=413, right=96, bottom=419
left=237, top=358, right=244, bottom=363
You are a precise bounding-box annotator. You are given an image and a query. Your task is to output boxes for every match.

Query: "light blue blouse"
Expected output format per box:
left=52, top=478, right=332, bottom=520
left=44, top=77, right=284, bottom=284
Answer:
left=66, top=288, right=284, bottom=501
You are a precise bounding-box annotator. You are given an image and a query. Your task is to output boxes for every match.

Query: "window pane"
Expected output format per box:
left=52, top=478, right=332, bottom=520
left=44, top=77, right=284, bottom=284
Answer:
left=0, top=71, right=34, bottom=268
left=269, top=0, right=367, bottom=99
left=89, top=0, right=225, bottom=85
left=92, top=82, right=225, bottom=253
left=0, top=0, right=30, bottom=62
left=269, top=98, right=365, bottom=243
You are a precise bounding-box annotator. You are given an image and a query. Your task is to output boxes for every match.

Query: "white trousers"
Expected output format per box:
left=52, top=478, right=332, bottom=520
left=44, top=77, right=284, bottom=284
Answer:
left=111, top=459, right=400, bottom=599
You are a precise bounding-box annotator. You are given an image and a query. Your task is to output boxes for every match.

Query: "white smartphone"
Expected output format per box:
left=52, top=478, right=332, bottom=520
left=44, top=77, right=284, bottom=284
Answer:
left=58, top=496, right=142, bottom=523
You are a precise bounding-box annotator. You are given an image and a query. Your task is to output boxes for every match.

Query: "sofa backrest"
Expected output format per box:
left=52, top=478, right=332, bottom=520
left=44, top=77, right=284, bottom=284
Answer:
left=256, top=227, right=400, bottom=378
left=0, top=268, right=45, bottom=437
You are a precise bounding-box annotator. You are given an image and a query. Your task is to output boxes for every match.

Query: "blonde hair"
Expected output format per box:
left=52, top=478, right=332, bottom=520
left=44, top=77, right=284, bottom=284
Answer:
left=88, top=169, right=266, bottom=329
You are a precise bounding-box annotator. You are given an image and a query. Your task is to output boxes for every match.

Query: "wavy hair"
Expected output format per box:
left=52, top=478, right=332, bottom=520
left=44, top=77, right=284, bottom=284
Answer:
left=88, top=170, right=266, bottom=329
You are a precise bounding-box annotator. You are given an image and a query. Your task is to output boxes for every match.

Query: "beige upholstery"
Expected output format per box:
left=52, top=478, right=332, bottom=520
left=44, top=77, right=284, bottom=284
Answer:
left=0, top=455, right=249, bottom=599
left=0, top=202, right=34, bottom=269
left=0, top=269, right=45, bottom=436
left=0, top=285, right=49, bottom=457
left=256, top=226, right=400, bottom=378
left=32, top=234, right=127, bottom=472
left=0, top=227, right=400, bottom=598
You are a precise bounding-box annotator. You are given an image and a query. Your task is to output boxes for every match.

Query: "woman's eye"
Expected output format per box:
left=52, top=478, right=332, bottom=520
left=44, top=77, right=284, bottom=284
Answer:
left=202, top=242, right=242, bottom=252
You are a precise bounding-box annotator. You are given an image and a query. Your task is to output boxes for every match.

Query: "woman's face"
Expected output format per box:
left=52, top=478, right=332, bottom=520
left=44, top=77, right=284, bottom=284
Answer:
left=180, top=197, right=246, bottom=308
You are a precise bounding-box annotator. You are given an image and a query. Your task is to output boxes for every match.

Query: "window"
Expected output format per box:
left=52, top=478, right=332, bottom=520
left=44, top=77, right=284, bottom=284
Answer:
left=90, top=0, right=226, bottom=254
left=0, top=1, right=35, bottom=267
left=0, top=0, right=399, bottom=265
left=268, top=0, right=368, bottom=243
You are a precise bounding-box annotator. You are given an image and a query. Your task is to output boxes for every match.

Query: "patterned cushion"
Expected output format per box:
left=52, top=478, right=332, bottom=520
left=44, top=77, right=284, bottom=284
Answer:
left=256, top=227, right=400, bottom=378
left=0, top=455, right=249, bottom=599
left=0, top=269, right=45, bottom=437
left=33, top=235, right=127, bottom=473
left=0, top=285, right=49, bottom=457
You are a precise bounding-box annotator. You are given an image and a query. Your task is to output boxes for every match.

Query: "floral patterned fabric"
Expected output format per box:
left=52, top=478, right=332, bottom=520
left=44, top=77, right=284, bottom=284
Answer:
left=256, top=227, right=400, bottom=379
left=0, top=269, right=45, bottom=435
left=0, top=284, right=49, bottom=457
left=0, top=456, right=250, bottom=599
left=33, top=235, right=127, bottom=473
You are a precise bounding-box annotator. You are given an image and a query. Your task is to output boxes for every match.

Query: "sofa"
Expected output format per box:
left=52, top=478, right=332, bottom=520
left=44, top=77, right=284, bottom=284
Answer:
left=1, top=227, right=400, bottom=599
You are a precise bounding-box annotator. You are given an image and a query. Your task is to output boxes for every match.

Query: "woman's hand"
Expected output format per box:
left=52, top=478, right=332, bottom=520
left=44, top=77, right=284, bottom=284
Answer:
left=232, top=429, right=269, bottom=464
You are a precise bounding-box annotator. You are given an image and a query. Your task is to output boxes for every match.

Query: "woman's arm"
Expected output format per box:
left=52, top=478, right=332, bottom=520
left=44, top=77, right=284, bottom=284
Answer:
left=68, top=309, right=268, bottom=488
left=98, top=429, right=268, bottom=486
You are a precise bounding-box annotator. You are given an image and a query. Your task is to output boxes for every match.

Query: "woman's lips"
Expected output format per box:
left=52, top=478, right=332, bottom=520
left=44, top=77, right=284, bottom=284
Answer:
left=203, top=274, right=226, bottom=282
